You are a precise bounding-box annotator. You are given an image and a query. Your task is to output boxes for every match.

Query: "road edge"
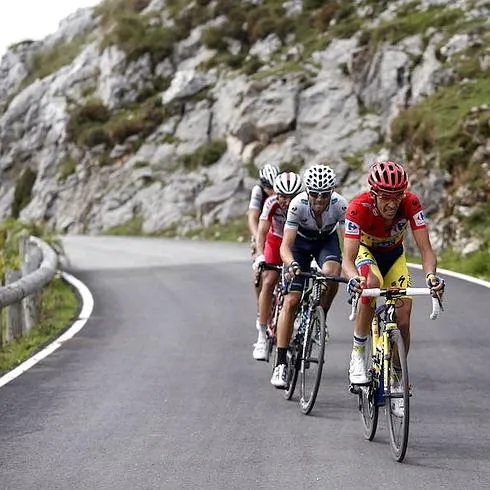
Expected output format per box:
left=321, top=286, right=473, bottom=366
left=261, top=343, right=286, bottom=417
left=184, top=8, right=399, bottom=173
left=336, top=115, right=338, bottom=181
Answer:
left=407, top=262, right=490, bottom=289
left=0, top=271, right=95, bottom=388
left=0, top=261, right=487, bottom=389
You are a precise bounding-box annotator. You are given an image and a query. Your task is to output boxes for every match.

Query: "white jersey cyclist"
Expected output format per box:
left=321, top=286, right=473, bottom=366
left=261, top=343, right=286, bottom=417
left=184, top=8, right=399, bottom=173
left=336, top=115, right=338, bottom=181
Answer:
left=248, top=164, right=280, bottom=257
left=249, top=184, right=269, bottom=212
left=285, top=191, right=347, bottom=240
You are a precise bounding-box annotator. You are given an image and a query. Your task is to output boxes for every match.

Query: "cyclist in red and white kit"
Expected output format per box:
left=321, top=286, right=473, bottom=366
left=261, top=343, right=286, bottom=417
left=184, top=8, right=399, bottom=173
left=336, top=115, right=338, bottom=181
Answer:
left=252, top=172, right=303, bottom=360
left=248, top=164, right=280, bottom=314
left=342, top=161, right=445, bottom=415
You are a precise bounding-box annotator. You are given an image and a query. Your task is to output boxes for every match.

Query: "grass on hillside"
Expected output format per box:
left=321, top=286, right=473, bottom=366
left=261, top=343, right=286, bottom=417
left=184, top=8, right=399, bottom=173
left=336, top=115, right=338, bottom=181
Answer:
left=0, top=277, right=80, bottom=375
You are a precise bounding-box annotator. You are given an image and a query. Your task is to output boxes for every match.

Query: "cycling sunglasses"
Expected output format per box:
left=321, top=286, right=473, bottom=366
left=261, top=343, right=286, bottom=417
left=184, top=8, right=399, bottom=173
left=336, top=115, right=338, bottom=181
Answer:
left=376, top=191, right=405, bottom=201
left=307, top=190, right=332, bottom=199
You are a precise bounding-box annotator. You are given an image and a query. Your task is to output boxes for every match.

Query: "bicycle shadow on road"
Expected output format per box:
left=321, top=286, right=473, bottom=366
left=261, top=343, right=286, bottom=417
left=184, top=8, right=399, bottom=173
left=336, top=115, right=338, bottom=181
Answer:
left=402, top=438, right=490, bottom=473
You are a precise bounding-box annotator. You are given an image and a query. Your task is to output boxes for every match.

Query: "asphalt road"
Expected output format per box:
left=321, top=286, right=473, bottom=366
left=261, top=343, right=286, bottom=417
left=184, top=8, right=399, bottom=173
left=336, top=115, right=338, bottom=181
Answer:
left=1, top=235, right=490, bottom=489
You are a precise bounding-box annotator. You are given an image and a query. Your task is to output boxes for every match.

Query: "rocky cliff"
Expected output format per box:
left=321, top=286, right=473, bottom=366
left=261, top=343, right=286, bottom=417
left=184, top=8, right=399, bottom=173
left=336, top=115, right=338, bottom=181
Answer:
left=0, top=0, right=488, bottom=255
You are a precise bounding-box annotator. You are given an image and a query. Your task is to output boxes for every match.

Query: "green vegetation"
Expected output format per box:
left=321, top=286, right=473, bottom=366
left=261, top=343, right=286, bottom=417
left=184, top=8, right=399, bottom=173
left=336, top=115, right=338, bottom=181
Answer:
left=407, top=249, right=490, bottom=281
left=0, top=219, right=79, bottom=373
left=11, top=168, right=37, bottom=219
left=0, top=219, right=62, bottom=281
left=179, top=139, right=227, bottom=171
left=438, top=249, right=490, bottom=281
left=185, top=215, right=249, bottom=241
left=360, top=6, right=462, bottom=48
left=66, top=95, right=171, bottom=152
left=391, top=80, right=490, bottom=181
left=101, top=11, right=177, bottom=67
left=281, top=157, right=305, bottom=174
left=19, top=36, right=89, bottom=93
left=58, top=156, right=77, bottom=182
left=0, top=277, right=79, bottom=374
left=105, top=215, right=143, bottom=235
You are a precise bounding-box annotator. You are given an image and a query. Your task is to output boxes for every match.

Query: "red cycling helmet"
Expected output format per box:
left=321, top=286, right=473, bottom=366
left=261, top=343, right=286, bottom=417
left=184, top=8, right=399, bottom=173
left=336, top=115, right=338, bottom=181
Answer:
left=368, top=161, right=408, bottom=193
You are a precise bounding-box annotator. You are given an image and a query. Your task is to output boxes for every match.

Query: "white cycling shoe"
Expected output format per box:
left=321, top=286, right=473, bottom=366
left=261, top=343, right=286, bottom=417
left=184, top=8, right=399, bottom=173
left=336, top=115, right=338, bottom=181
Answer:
left=253, top=340, right=267, bottom=361
left=349, top=350, right=370, bottom=385
left=270, top=364, right=287, bottom=388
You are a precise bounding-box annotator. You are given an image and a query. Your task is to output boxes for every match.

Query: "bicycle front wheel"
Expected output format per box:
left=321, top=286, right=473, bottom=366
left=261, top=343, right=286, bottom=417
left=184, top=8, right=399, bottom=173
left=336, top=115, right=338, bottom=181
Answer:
left=299, top=306, right=326, bottom=415
left=386, top=328, right=410, bottom=462
left=283, top=344, right=299, bottom=400
left=360, top=333, right=378, bottom=440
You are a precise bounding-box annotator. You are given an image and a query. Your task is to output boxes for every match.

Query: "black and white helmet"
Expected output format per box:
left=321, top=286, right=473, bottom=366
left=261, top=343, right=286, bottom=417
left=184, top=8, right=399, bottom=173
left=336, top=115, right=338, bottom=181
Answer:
left=259, top=164, right=280, bottom=187
left=303, top=164, right=337, bottom=192
left=273, top=172, right=303, bottom=196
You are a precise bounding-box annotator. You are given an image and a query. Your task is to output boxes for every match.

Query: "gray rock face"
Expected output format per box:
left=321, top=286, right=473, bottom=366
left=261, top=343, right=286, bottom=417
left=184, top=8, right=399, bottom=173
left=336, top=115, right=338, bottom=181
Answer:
left=0, top=0, right=479, bottom=252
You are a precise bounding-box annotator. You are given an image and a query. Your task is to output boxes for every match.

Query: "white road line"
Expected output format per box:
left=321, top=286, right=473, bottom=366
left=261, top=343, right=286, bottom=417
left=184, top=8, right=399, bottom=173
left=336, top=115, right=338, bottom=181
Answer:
left=407, top=263, right=490, bottom=289
left=0, top=271, right=94, bottom=389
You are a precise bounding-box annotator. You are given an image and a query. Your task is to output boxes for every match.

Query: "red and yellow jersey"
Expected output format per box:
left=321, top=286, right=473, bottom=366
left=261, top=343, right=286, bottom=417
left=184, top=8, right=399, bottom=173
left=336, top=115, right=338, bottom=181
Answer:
left=344, top=192, right=427, bottom=253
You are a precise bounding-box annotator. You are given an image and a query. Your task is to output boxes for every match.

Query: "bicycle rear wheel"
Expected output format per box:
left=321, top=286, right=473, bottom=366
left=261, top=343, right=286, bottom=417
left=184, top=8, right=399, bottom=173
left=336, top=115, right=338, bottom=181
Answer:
left=299, top=306, right=326, bottom=415
left=359, top=333, right=378, bottom=440
left=386, top=328, right=410, bottom=462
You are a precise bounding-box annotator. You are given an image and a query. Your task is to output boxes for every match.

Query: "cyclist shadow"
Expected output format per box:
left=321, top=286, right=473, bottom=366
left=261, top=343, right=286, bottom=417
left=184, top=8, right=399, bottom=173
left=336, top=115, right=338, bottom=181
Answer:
left=287, top=391, right=363, bottom=422
left=403, top=439, right=490, bottom=470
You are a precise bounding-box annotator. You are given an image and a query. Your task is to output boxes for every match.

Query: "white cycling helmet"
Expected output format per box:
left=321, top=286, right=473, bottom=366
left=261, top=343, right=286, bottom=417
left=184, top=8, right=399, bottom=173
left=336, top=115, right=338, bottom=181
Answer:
left=259, top=164, right=280, bottom=187
left=303, top=164, right=337, bottom=192
left=273, top=172, right=303, bottom=196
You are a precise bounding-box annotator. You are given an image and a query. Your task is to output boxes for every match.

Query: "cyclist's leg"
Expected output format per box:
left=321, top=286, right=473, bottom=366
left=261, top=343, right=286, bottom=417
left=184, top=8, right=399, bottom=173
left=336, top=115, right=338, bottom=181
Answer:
left=250, top=237, right=262, bottom=309
left=271, top=237, right=310, bottom=387
left=355, top=246, right=382, bottom=337
left=382, top=252, right=413, bottom=355
left=276, top=236, right=312, bottom=352
left=259, top=234, right=282, bottom=323
left=349, top=246, right=382, bottom=384
left=255, top=235, right=281, bottom=360
left=314, top=232, right=342, bottom=315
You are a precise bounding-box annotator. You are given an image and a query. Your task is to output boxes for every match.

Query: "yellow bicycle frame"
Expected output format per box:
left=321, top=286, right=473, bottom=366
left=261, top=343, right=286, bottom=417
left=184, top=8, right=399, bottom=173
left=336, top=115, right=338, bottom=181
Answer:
left=370, top=297, right=399, bottom=398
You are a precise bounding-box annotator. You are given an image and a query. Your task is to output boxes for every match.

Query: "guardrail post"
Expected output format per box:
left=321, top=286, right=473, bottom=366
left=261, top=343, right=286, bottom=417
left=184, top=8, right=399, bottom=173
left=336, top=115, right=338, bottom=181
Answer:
left=2, top=269, right=22, bottom=343
left=21, top=241, right=42, bottom=335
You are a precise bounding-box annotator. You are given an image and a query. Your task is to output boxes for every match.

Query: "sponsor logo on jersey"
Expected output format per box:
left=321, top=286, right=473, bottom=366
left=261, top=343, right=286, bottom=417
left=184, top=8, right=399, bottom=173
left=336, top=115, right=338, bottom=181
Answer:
left=345, top=219, right=360, bottom=234
left=414, top=210, right=425, bottom=226
left=390, top=219, right=407, bottom=236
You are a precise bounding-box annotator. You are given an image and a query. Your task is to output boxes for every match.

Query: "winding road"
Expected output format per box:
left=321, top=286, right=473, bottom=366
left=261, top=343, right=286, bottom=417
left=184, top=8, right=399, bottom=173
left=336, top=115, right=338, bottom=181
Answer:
left=1, top=236, right=490, bottom=489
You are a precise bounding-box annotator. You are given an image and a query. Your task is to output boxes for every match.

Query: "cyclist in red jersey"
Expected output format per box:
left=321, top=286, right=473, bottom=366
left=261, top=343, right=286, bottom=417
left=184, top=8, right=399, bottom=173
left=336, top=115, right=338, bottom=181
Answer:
left=342, top=161, right=445, bottom=395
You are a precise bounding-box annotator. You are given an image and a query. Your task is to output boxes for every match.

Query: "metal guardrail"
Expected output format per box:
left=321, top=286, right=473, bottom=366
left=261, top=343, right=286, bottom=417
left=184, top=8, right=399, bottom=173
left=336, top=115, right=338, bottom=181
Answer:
left=0, top=235, right=58, bottom=346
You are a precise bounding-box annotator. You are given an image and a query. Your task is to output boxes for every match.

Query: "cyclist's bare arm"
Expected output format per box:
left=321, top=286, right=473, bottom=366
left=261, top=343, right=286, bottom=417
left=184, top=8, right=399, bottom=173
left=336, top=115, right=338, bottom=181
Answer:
left=412, top=227, right=438, bottom=276
left=280, top=227, right=297, bottom=265
left=256, top=219, right=271, bottom=256
left=248, top=209, right=260, bottom=238
left=342, top=237, right=361, bottom=280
